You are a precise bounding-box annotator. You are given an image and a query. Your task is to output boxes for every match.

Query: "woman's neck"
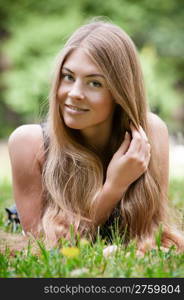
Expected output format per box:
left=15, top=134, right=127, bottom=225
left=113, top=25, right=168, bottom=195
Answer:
left=80, top=123, right=113, bottom=153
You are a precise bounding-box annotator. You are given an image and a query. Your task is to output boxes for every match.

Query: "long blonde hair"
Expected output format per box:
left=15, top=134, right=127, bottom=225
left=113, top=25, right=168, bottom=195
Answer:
left=40, top=19, right=184, bottom=250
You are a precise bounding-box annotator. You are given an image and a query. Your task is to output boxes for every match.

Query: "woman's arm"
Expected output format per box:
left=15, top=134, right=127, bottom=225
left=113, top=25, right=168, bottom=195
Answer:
left=8, top=124, right=44, bottom=235
left=92, top=114, right=169, bottom=227
left=92, top=123, right=151, bottom=226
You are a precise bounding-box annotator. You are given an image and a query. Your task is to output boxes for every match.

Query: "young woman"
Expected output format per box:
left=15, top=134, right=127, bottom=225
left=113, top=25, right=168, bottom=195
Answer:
left=8, top=19, right=184, bottom=251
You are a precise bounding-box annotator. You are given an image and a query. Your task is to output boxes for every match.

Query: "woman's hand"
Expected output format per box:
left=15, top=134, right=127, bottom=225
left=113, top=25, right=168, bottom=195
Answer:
left=105, top=123, right=151, bottom=197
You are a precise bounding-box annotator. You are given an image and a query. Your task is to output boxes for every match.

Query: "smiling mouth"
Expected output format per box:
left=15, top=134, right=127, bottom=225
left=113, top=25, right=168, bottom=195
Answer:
left=65, top=104, right=89, bottom=112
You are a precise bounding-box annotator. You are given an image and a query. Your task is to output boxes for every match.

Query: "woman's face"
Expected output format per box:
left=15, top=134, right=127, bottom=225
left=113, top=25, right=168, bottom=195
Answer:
left=57, top=48, right=115, bottom=137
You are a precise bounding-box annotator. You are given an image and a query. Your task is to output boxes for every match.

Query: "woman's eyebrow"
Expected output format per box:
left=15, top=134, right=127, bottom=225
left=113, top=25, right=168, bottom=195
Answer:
left=62, top=67, right=105, bottom=78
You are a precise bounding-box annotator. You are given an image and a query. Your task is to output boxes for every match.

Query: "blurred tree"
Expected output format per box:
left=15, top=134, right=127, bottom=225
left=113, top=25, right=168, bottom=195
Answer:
left=0, top=0, right=183, bottom=137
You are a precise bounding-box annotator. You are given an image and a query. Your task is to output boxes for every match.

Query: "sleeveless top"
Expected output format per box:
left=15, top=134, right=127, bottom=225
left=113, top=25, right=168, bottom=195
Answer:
left=40, top=123, right=122, bottom=241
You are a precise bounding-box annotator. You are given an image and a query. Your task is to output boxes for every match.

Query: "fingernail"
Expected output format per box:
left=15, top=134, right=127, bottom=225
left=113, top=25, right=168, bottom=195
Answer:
left=125, top=131, right=129, bottom=138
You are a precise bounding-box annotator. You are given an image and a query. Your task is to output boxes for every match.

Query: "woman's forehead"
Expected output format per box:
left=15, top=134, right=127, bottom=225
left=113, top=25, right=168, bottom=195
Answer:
left=62, top=48, right=104, bottom=76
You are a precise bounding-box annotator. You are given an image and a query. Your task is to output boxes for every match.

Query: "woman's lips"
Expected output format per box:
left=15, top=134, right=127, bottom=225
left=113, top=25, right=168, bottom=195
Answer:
left=64, top=104, right=89, bottom=113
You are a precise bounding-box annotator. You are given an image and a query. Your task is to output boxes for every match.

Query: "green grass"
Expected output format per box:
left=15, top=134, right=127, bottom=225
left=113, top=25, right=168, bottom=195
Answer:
left=1, top=238, right=184, bottom=278
left=169, top=178, right=184, bottom=208
left=0, top=178, right=184, bottom=278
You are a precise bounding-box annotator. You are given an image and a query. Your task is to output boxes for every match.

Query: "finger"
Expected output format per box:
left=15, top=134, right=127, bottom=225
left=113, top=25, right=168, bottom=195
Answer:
left=119, top=131, right=131, bottom=155
left=133, top=125, right=150, bottom=157
left=138, top=126, right=148, bottom=142
left=127, top=123, right=142, bottom=153
left=144, top=142, right=151, bottom=163
left=139, top=141, right=151, bottom=170
left=130, top=123, right=148, bottom=143
left=137, top=127, right=151, bottom=158
left=138, top=127, right=151, bottom=156
left=137, top=126, right=150, bottom=157
left=130, top=123, right=142, bottom=143
left=127, top=123, right=151, bottom=169
left=130, top=122, right=139, bottom=136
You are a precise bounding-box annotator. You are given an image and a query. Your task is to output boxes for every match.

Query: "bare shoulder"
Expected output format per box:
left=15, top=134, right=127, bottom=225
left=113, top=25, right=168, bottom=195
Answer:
left=147, top=112, right=169, bottom=190
left=8, top=124, right=44, bottom=168
left=8, top=124, right=42, bottom=143
left=147, top=112, right=169, bottom=148
left=8, top=124, right=45, bottom=233
left=147, top=112, right=168, bottom=135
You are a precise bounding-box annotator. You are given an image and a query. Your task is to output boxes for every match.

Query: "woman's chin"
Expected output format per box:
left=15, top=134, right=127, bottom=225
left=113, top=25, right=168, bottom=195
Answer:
left=64, top=121, right=84, bottom=130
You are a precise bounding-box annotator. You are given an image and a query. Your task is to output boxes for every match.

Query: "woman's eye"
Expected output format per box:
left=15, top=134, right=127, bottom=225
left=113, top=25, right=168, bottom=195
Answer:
left=62, top=73, right=74, bottom=82
left=89, top=81, right=102, bottom=88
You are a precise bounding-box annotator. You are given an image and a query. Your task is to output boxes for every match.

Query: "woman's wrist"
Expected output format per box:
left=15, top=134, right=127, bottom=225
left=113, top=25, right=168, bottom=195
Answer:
left=92, top=180, right=129, bottom=226
left=103, top=180, right=129, bottom=200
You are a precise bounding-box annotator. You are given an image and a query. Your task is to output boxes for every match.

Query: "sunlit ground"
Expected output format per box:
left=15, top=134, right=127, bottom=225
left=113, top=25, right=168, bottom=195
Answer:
left=0, top=141, right=12, bottom=183
left=169, top=143, right=184, bottom=179
left=0, top=139, right=184, bottom=183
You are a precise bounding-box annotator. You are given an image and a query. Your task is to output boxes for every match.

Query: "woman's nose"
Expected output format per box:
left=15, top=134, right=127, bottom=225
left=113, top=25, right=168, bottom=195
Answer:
left=68, top=81, right=85, bottom=100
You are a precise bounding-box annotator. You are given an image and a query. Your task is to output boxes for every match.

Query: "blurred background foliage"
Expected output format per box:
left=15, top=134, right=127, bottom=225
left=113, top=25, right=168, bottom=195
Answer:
left=0, top=0, right=184, bottom=138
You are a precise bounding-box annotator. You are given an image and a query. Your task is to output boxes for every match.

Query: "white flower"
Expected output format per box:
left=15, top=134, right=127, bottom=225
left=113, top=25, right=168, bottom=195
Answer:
left=103, top=245, right=118, bottom=258
left=70, top=268, right=89, bottom=277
